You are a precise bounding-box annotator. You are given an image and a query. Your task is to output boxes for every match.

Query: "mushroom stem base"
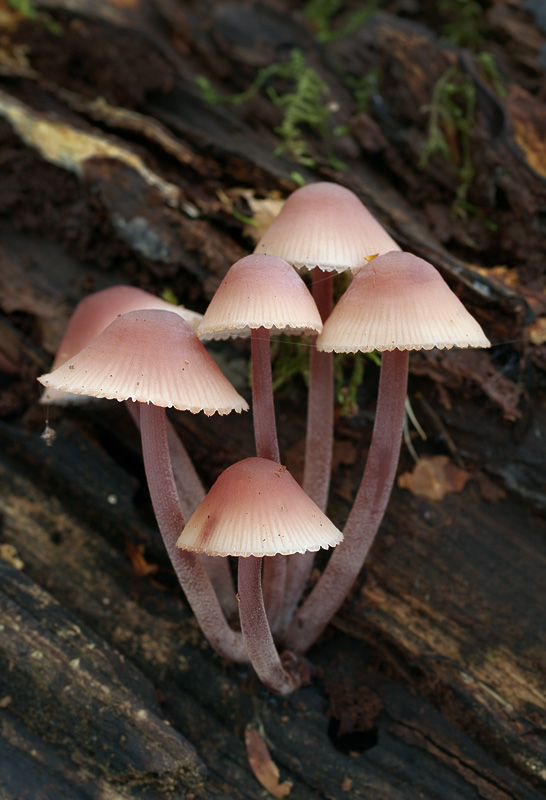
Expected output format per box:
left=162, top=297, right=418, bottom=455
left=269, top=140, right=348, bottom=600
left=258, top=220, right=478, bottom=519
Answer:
left=238, top=556, right=301, bottom=695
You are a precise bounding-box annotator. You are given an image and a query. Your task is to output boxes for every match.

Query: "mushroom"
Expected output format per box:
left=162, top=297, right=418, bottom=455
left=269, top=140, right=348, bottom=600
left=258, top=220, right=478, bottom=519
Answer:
left=38, top=309, right=249, bottom=662
left=254, top=182, right=399, bottom=273
left=197, top=253, right=322, bottom=629
left=282, top=251, right=491, bottom=653
left=254, top=181, right=400, bottom=626
left=177, top=457, right=342, bottom=693
left=198, top=253, right=322, bottom=461
left=40, top=284, right=202, bottom=406
left=39, top=284, right=205, bottom=516
left=39, top=285, right=236, bottom=615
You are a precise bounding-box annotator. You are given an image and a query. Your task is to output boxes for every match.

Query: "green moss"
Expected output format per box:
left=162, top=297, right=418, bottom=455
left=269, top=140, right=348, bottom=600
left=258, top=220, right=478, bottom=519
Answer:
left=334, top=352, right=364, bottom=417
left=160, top=288, right=178, bottom=305
left=197, top=49, right=344, bottom=169
left=267, top=51, right=332, bottom=167
left=304, top=0, right=380, bottom=43
left=7, top=0, right=38, bottom=19
left=290, top=171, right=307, bottom=187
left=476, top=51, right=507, bottom=97
left=344, top=67, right=381, bottom=114
left=230, top=207, right=259, bottom=227
left=438, top=0, right=488, bottom=50
left=7, top=0, right=62, bottom=34
left=271, top=335, right=312, bottom=394
left=419, top=66, right=477, bottom=218
left=270, top=332, right=379, bottom=419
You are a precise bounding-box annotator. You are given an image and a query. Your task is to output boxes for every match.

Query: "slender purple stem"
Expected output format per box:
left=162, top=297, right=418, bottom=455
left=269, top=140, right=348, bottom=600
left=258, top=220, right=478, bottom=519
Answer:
left=251, top=328, right=280, bottom=463
left=126, top=400, right=238, bottom=620
left=278, top=269, right=334, bottom=634
left=139, top=402, right=248, bottom=663
left=283, top=349, right=409, bottom=653
left=166, top=421, right=239, bottom=619
left=125, top=399, right=204, bottom=518
left=303, top=268, right=334, bottom=508
left=238, top=556, right=301, bottom=694
left=165, top=422, right=206, bottom=516
left=251, top=328, right=286, bottom=631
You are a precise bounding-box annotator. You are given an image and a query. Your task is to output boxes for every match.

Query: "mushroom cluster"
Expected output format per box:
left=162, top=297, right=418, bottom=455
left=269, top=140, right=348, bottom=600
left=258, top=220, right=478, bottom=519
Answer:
left=38, top=182, right=490, bottom=694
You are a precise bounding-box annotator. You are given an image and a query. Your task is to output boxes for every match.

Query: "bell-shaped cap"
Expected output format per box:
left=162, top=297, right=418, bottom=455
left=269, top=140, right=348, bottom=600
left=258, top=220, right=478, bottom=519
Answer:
left=41, top=285, right=203, bottom=405
left=197, top=254, right=323, bottom=341
left=176, top=457, right=343, bottom=557
left=38, top=309, right=248, bottom=415
left=254, top=182, right=399, bottom=273
left=317, top=251, right=491, bottom=353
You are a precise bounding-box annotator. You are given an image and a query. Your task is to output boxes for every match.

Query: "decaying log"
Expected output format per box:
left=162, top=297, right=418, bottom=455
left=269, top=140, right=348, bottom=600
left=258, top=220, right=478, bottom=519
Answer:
left=0, top=0, right=545, bottom=797
left=1, top=413, right=544, bottom=799
left=0, top=560, right=206, bottom=799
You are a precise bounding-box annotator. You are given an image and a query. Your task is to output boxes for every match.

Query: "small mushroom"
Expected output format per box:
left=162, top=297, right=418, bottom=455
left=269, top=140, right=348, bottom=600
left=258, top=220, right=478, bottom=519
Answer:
left=177, top=457, right=342, bottom=693
left=198, top=253, right=322, bottom=462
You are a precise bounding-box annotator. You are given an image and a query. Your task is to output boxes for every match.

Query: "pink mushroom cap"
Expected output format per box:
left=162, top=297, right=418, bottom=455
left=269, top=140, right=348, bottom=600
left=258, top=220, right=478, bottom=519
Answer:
left=254, top=182, right=400, bottom=272
left=41, top=285, right=203, bottom=405
left=177, top=457, right=343, bottom=557
left=317, top=252, right=491, bottom=353
left=38, top=309, right=248, bottom=415
left=197, top=254, right=323, bottom=340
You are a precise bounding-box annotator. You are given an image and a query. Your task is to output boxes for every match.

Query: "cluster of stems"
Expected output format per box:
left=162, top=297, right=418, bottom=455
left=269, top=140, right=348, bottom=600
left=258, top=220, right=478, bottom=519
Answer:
left=132, top=300, right=408, bottom=695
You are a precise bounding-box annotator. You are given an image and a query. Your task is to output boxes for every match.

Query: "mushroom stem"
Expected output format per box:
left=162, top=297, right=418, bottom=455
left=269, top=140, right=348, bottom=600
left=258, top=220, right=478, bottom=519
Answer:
left=126, top=400, right=238, bottom=620
left=278, top=269, right=333, bottom=633
left=139, top=402, right=248, bottom=663
left=262, top=553, right=286, bottom=634
left=166, top=421, right=239, bottom=619
left=251, top=327, right=286, bottom=630
left=283, top=348, right=409, bottom=653
left=125, top=399, right=205, bottom=518
left=238, top=556, right=301, bottom=694
left=303, top=268, right=334, bottom=509
left=251, top=327, right=280, bottom=463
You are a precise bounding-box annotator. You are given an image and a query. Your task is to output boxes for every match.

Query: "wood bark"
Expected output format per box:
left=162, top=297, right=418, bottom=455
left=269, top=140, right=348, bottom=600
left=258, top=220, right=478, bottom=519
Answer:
left=0, top=1, right=545, bottom=797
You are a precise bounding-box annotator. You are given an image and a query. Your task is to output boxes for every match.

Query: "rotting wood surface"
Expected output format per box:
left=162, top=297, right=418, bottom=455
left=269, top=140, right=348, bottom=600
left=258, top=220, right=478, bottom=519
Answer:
left=0, top=1, right=545, bottom=798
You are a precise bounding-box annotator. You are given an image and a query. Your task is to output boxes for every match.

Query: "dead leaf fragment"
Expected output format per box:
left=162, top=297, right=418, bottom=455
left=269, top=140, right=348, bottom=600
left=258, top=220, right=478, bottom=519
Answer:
left=126, top=542, right=158, bottom=578
left=0, top=544, right=24, bottom=570
left=237, top=190, right=285, bottom=242
left=529, top=317, right=546, bottom=346
left=245, top=727, right=293, bottom=798
left=398, top=455, right=470, bottom=501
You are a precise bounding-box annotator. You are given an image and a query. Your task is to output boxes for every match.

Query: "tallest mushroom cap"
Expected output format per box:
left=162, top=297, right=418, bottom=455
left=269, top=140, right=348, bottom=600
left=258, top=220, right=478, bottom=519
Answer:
left=254, top=182, right=400, bottom=272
